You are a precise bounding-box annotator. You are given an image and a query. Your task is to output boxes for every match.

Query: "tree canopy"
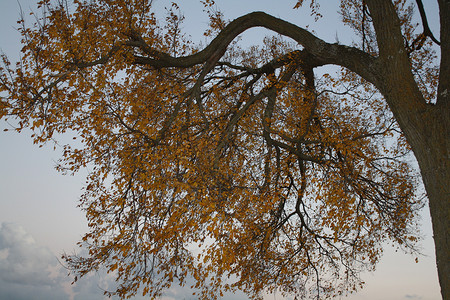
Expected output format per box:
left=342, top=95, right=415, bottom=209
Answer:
left=1, top=0, right=447, bottom=299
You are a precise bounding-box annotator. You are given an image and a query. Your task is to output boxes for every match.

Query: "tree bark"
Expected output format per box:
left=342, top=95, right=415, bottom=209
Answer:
left=417, top=112, right=450, bottom=300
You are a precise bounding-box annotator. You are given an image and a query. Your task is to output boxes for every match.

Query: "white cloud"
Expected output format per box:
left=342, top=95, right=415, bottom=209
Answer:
left=0, top=222, right=206, bottom=300
left=0, top=222, right=70, bottom=300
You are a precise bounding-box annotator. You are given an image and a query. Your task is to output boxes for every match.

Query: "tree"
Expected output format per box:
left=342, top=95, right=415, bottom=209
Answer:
left=0, top=0, right=447, bottom=299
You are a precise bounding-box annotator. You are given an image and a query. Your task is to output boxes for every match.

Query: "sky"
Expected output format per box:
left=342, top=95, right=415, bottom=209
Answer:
left=0, top=0, right=443, bottom=299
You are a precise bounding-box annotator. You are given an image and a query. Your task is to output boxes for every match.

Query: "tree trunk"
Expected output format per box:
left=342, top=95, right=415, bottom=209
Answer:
left=413, top=109, right=449, bottom=300
left=425, top=1, right=450, bottom=298
left=382, top=77, right=449, bottom=300
left=422, top=143, right=450, bottom=300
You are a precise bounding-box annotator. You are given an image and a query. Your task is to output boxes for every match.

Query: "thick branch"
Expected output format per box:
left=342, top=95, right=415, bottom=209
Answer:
left=437, top=0, right=449, bottom=109
left=415, top=0, right=440, bottom=45
left=130, top=12, right=380, bottom=87
left=365, top=0, right=428, bottom=128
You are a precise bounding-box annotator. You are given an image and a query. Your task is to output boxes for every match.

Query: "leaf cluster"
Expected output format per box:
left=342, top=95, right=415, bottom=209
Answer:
left=0, top=1, right=432, bottom=299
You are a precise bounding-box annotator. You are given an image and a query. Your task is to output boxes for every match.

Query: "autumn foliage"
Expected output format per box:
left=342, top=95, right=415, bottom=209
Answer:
left=1, top=0, right=444, bottom=299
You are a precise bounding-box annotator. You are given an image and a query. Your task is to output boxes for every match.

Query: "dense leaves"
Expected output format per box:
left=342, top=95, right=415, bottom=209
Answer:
left=1, top=0, right=442, bottom=299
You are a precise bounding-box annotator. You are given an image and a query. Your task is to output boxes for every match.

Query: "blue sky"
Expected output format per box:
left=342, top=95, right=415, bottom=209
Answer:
left=0, top=0, right=442, bottom=299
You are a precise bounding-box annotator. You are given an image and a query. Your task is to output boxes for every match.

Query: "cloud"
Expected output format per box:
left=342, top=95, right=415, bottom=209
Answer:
left=404, top=295, right=423, bottom=299
left=0, top=222, right=117, bottom=300
left=0, top=222, right=266, bottom=300
left=0, top=222, right=205, bottom=300
left=0, top=222, right=70, bottom=300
